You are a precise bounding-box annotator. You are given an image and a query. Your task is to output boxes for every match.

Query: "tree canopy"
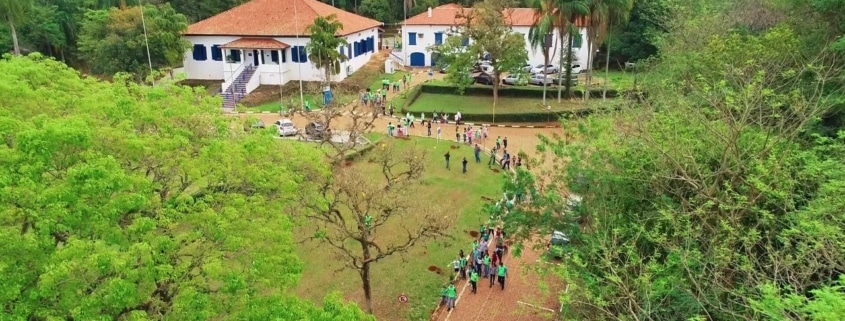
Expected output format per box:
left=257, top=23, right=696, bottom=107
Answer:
left=0, top=54, right=372, bottom=320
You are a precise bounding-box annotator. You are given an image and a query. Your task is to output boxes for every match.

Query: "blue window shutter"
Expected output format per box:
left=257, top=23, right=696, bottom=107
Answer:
left=192, top=44, right=207, bottom=61
left=354, top=42, right=358, bottom=57
left=435, top=33, right=443, bottom=45
left=572, top=34, right=582, bottom=48
left=371, top=37, right=375, bottom=52
left=347, top=44, right=352, bottom=59
left=231, top=50, right=241, bottom=62
left=409, top=33, right=417, bottom=45
left=291, top=47, right=299, bottom=63
left=281, top=49, right=286, bottom=62
left=299, top=46, right=308, bottom=62
left=270, top=50, right=279, bottom=63
left=367, top=38, right=372, bottom=52
left=211, top=45, right=222, bottom=61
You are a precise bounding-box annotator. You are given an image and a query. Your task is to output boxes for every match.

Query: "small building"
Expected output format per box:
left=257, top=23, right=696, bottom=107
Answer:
left=181, top=0, right=383, bottom=108
left=394, top=4, right=589, bottom=70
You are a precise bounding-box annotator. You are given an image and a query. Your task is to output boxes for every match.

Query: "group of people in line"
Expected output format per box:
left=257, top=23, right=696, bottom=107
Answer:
left=441, top=219, right=511, bottom=311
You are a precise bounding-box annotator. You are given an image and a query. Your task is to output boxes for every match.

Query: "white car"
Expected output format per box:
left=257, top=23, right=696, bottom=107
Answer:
left=273, top=118, right=297, bottom=137
left=568, top=64, right=582, bottom=74
left=479, top=64, right=495, bottom=74
left=529, top=73, right=554, bottom=86
left=502, top=73, right=529, bottom=86
left=530, top=64, right=558, bottom=74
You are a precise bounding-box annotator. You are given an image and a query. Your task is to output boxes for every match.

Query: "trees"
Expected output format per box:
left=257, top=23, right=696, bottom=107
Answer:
left=306, top=14, right=349, bottom=86
left=294, top=106, right=452, bottom=314
left=358, top=0, right=394, bottom=23
left=584, top=0, right=633, bottom=100
left=0, top=0, right=30, bottom=55
left=77, top=4, right=189, bottom=80
left=0, top=54, right=371, bottom=320
left=555, top=0, right=589, bottom=100
left=528, top=0, right=558, bottom=106
left=503, top=10, right=845, bottom=320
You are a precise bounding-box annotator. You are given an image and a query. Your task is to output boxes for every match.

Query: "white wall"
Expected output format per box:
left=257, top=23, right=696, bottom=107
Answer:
left=183, top=27, right=380, bottom=85
left=402, top=25, right=452, bottom=67
left=400, top=25, right=590, bottom=70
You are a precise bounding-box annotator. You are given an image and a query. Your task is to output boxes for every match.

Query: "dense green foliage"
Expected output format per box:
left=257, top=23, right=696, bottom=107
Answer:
left=0, top=54, right=372, bottom=320
left=502, top=0, right=845, bottom=320
left=305, top=14, right=348, bottom=84
left=78, top=4, right=189, bottom=79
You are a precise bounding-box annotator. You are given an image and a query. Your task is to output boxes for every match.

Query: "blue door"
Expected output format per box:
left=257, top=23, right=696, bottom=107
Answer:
left=252, top=50, right=260, bottom=66
left=410, top=52, right=425, bottom=67
left=431, top=53, right=441, bottom=67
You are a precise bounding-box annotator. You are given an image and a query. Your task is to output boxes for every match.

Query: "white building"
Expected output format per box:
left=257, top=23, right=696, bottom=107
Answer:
left=181, top=0, right=382, bottom=108
left=393, top=4, right=589, bottom=70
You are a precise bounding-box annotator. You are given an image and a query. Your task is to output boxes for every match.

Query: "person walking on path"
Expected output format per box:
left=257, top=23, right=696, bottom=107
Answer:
left=436, top=126, right=442, bottom=141
left=488, top=147, right=498, bottom=167
left=444, top=151, right=451, bottom=170
left=462, top=157, right=468, bottom=174
left=447, top=283, right=457, bottom=311
left=496, top=136, right=502, bottom=150
left=452, top=256, right=461, bottom=276
left=483, top=253, right=491, bottom=277
left=474, top=144, right=481, bottom=163
left=387, top=122, right=395, bottom=137
left=427, top=121, right=432, bottom=136
left=459, top=255, right=468, bottom=279
left=455, top=127, right=460, bottom=143
left=497, top=263, right=508, bottom=290
left=503, top=137, right=508, bottom=149
left=475, top=253, right=483, bottom=276
left=440, top=286, right=448, bottom=306
left=470, top=269, right=479, bottom=294
left=489, top=262, right=497, bottom=287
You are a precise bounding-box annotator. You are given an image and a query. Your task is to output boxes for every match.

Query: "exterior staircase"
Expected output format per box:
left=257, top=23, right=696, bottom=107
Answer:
left=221, top=65, right=257, bottom=109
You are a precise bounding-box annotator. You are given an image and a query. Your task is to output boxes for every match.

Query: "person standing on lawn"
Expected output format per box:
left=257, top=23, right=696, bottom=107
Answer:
left=474, top=144, right=481, bottom=163
left=488, top=147, right=498, bottom=167
left=447, top=283, right=457, bottom=311
left=497, top=263, right=508, bottom=290
left=470, top=268, right=479, bottom=294
left=462, top=157, right=468, bottom=174
left=437, top=126, right=442, bottom=141
left=444, top=151, right=451, bottom=170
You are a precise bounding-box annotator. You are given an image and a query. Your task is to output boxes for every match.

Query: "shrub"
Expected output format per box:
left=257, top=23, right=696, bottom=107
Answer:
left=420, top=83, right=620, bottom=99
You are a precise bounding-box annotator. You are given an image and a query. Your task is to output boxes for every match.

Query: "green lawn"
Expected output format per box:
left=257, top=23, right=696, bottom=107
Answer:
left=292, top=135, right=503, bottom=321
left=407, top=93, right=585, bottom=114
left=429, top=70, right=635, bottom=91
left=367, top=71, right=408, bottom=92
left=236, top=93, right=357, bottom=113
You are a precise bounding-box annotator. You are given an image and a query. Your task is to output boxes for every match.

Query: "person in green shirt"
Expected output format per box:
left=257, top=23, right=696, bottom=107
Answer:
left=382, top=78, right=389, bottom=90
left=483, top=253, right=492, bottom=277
left=303, top=99, right=311, bottom=112
left=364, top=214, right=372, bottom=227
left=470, top=268, right=479, bottom=294
left=440, top=286, right=448, bottom=306
left=497, top=263, right=508, bottom=290
left=447, top=283, right=457, bottom=311
left=459, top=256, right=468, bottom=279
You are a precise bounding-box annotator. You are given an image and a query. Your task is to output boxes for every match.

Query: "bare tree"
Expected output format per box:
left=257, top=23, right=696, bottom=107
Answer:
left=292, top=103, right=453, bottom=314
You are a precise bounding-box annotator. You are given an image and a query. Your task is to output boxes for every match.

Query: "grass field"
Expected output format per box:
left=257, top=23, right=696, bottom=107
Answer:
left=291, top=134, right=504, bottom=321
left=367, top=71, right=408, bottom=92
left=407, top=93, right=585, bottom=114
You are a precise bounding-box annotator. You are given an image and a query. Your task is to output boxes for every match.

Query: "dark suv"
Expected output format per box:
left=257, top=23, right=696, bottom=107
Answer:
left=305, top=122, right=327, bottom=139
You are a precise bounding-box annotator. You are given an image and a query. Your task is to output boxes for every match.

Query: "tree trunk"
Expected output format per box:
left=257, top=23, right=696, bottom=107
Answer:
left=557, top=31, right=566, bottom=103
left=492, top=71, right=499, bottom=123
left=360, top=241, right=374, bottom=314
left=542, top=48, right=548, bottom=106
left=584, top=29, right=593, bottom=102
left=603, top=18, right=612, bottom=100
left=9, top=18, right=21, bottom=56
left=563, top=28, right=575, bottom=99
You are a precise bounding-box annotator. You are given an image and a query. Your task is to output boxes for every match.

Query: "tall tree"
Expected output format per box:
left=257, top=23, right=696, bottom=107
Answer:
left=0, top=0, right=30, bottom=55
left=555, top=0, right=589, bottom=101
left=455, top=0, right=529, bottom=115
left=528, top=0, right=559, bottom=105
left=584, top=0, right=633, bottom=100
left=0, top=54, right=373, bottom=320
left=77, top=4, right=189, bottom=80
left=306, top=14, right=349, bottom=87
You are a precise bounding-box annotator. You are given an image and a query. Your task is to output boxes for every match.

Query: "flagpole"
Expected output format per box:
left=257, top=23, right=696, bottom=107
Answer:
left=293, top=0, right=305, bottom=108
left=139, top=0, right=154, bottom=79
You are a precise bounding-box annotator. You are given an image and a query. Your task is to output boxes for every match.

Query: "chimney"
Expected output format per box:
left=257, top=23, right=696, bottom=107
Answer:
left=428, top=7, right=432, bottom=18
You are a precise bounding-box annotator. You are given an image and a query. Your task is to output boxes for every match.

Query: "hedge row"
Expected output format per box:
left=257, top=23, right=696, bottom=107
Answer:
left=420, top=83, right=622, bottom=99
left=453, top=108, right=594, bottom=123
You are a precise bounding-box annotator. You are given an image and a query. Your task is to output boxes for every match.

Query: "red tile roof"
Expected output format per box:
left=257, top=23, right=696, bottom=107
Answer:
left=404, top=4, right=588, bottom=27
left=185, top=0, right=382, bottom=36
left=221, top=38, right=291, bottom=49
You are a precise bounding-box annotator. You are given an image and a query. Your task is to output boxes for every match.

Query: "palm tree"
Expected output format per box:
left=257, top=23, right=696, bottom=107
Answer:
left=0, top=0, right=30, bottom=55
left=529, top=0, right=559, bottom=106
left=306, top=14, right=349, bottom=87
left=599, top=0, right=633, bottom=99
left=555, top=0, right=589, bottom=102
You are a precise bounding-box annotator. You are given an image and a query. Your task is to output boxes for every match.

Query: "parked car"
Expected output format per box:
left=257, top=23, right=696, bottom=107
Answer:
left=501, top=73, right=529, bottom=86
left=478, top=64, right=495, bottom=74
left=520, top=64, right=533, bottom=73
left=568, top=63, right=582, bottom=74
left=547, top=230, right=570, bottom=259
left=530, top=64, right=558, bottom=74
left=273, top=118, right=297, bottom=136
left=473, top=73, right=495, bottom=85
left=552, top=74, right=580, bottom=86
left=473, top=60, right=492, bottom=72
left=305, top=121, right=327, bottom=139
left=438, top=63, right=450, bottom=73
left=528, top=73, right=555, bottom=86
